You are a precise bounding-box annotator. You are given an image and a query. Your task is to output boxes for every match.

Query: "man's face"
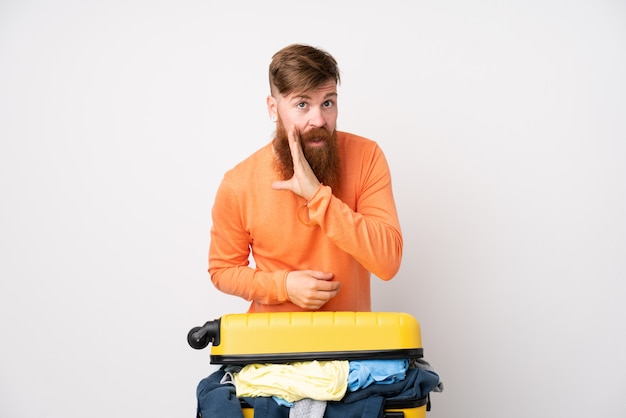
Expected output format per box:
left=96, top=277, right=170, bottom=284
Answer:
left=270, top=79, right=338, bottom=138
left=269, top=80, right=341, bottom=191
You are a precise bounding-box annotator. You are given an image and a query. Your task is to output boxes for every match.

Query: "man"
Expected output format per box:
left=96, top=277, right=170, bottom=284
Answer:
left=208, top=43, right=402, bottom=312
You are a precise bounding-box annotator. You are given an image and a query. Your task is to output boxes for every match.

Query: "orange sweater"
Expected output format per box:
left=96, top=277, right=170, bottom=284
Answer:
left=208, top=131, right=402, bottom=312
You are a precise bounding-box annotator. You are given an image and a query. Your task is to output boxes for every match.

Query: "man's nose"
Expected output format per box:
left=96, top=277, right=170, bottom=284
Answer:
left=308, top=108, right=326, bottom=128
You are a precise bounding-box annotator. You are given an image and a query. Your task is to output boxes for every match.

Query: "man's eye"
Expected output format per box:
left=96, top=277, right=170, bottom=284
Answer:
left=323, top=100, right=333, bottom=108
left=296, top=102, right=307, bottom=109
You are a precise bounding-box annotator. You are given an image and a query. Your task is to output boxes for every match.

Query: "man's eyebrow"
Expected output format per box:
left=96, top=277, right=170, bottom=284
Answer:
left=292, top=94, right=311, bottom=101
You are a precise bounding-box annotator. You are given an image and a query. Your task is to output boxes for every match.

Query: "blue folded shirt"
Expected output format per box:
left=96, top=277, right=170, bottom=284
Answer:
left=347, top=359, right=409, bottom=391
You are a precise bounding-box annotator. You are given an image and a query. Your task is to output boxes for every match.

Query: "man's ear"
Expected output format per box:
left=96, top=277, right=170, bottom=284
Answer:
left=266, top=95, right=277, bottom=121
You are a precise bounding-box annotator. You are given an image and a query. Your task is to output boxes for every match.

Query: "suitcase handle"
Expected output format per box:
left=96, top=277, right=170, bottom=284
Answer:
left=187, top=319, right=221, bottom=349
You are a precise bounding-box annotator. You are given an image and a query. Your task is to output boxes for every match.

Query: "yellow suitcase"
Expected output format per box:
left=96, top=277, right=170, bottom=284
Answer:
left=189, top=312, right=433, bottom=417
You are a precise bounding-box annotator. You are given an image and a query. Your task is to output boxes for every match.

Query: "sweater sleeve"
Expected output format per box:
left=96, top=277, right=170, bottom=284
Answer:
left=208, top=176, right=289, bottom=305
left=304, top=145, right=403, bottom=280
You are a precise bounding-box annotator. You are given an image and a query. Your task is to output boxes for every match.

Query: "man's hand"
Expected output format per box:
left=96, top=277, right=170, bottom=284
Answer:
left=286, top=270, right=340, bottom=310
left=272, top=127, right=321, bottom=200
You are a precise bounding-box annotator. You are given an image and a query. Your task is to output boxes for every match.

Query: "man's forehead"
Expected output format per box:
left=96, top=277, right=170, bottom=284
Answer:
left=287, top=82, right=338, bottom=101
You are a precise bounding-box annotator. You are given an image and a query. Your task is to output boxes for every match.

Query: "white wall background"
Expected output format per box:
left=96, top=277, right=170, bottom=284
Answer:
left=1, top=0, right=624, bottom=417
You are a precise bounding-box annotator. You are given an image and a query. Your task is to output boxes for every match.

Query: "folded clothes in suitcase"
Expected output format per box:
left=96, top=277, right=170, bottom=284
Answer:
left=189, top=311, right=438, bottom=418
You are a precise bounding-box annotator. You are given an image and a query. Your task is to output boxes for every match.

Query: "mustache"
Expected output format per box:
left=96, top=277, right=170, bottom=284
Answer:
left=299, top=127, right=332, bottom=144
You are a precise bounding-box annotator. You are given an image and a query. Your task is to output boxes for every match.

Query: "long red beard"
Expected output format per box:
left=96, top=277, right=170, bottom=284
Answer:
left=273, top=119, right=341, bottom=194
